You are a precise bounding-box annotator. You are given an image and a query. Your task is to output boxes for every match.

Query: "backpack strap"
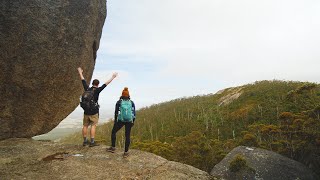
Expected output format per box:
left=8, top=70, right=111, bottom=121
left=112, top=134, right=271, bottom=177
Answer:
left=90, top=87, right=98, bottom=104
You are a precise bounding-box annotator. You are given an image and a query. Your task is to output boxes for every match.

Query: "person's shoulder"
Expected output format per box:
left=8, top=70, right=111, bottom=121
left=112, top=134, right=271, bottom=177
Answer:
left=116, top=99, right=122, bottom=103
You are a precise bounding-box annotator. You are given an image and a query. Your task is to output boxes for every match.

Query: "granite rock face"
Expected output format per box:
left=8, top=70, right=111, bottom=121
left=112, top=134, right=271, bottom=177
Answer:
left=210, top=146, right=318, bottom=180
left=0, top=0, right=106, bottom=139
left=0, top=139, right=211, bottom=179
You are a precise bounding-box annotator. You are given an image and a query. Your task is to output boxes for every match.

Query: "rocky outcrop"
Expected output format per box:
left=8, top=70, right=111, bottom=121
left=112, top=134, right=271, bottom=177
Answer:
left=210, top=146, right=318, bottom=180
left=0, top=139, right=211, bottom=179
left=0, top=0, right=106, bottom=139
left=218, top=87, right=243, bottom=106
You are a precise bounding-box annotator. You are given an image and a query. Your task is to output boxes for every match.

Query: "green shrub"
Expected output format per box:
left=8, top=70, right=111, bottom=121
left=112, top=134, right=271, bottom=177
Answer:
left=229, top=154, right=248, bottom=172
left=240, top=133, right=258, bottom=147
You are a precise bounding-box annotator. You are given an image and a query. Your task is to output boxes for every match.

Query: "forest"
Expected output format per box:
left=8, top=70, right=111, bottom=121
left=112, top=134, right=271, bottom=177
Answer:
left=63, top=80, right=320, bottom=175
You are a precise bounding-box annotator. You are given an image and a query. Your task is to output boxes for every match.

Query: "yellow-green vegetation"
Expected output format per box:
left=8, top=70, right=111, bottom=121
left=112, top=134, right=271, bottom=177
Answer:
left=62, top=80, right=320, bottom=175
left=229, top=154, right=248, bottom=172
left=228, top=154, right=255, bottom=179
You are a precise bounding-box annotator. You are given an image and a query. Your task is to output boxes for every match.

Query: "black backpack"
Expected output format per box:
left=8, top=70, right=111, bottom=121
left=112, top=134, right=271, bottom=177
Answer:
left=80, top=88, right=99, bottom=112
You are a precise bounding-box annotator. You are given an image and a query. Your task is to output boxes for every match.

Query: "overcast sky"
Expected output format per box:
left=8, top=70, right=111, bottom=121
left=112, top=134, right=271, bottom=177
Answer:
left=61, top=0, right=320, bottom=127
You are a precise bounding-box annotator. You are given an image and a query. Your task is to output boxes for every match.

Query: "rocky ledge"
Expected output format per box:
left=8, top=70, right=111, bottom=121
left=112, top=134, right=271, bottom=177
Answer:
left=0, top=139, right=210, bottom=179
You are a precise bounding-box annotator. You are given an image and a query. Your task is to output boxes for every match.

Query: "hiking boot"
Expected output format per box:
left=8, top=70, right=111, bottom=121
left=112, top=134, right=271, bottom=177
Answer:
left=83, top=141, right=88, bottom=146
left=106, top=147, right=116, bottom=153
left=89, top=142, right=100, bottom=147
left=123, top=152, right=129, bottom=158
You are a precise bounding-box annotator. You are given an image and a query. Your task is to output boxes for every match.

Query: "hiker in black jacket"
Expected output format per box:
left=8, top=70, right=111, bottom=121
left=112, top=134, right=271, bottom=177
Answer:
left=107, top=87, right=136, bottom=158
left=77, top=67, right=117, bottom=147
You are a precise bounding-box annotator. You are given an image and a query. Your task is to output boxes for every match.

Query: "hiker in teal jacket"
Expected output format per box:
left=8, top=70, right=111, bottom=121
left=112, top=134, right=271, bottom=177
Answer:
left=107, top=87, right=136, bottom=158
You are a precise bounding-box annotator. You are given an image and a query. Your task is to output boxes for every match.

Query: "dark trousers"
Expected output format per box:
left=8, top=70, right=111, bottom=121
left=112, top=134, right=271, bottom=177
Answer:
left=111, top=121, right=133, bottom=152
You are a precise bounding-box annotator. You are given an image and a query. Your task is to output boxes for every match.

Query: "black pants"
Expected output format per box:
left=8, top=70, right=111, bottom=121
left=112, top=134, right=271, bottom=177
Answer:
left=111, top=121, right=133, bottom=152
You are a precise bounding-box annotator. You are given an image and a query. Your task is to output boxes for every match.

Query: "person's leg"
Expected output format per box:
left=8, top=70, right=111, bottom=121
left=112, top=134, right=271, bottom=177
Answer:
left=124, top=122, right=133, bottom=152
left=90, top=125, right=96, bottom=139
left=82, top=125, right=88, bottom=141
left=82, top=115, right=90, bottom=146
left=111, top=121, right=124, bottom=148
left=89, top=114, right=99, bottom=146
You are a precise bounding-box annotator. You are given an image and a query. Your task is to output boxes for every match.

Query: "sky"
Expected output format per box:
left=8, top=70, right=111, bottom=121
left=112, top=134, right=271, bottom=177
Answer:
left=58, top=0, right=320, bottom=128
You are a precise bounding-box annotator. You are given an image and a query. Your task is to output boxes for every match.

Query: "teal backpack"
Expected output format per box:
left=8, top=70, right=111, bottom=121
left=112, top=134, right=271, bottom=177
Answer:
left=118, top=99, right=133, bottom=122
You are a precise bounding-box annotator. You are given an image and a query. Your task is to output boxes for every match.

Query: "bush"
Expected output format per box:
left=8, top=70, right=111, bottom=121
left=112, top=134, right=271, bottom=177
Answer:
left=229, top=154, right=248, bottom=172
left=241, top=133, right=258, bottom=147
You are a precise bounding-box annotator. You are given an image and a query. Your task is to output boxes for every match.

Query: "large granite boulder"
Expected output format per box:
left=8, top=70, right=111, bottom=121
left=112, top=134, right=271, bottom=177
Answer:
left=210, top=146, right=318, bottom=180
left=0, top=0, right=106, bottom=139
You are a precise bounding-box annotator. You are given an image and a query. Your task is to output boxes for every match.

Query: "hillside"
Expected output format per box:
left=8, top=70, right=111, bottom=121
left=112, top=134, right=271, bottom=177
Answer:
left=62, top=80, right=320, bottom=175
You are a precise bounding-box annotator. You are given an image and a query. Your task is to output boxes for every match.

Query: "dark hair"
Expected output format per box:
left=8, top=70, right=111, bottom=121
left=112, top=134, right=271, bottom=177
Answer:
left=92, top=79, right=99, bottom=86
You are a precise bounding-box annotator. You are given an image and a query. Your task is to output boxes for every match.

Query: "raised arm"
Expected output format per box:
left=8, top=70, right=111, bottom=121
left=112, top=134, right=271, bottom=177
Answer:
left=77, top=67, right=88, bottom=90
left=77, top=67, right=85, bottom=80
left=105, top=72, right=118, bottom=86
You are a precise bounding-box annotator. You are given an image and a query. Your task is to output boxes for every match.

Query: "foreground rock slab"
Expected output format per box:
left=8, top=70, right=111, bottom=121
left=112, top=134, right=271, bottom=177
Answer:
left=0, top=139, right=210, bottom=179
left=210, top=146, right=318, bottom=180
left=0, top=0, right=106, bottom=140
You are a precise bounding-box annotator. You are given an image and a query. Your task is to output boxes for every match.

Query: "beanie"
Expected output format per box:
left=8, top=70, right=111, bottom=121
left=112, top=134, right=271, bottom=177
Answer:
left=122, top=87, right=130, bottom=97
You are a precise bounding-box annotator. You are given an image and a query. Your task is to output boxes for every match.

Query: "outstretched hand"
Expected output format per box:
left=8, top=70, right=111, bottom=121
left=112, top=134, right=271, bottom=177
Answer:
left=112, top=72, right=118, bottom=79
left=105, top=72, right=118, bottom=85
left=77, top=67, right=83, bottom=74
left=77, top=67, right=85, bottom=80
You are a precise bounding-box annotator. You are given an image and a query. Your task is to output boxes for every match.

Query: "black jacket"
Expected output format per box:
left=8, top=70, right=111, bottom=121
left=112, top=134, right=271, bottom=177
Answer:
left=82, top=79, right=106, bottom=115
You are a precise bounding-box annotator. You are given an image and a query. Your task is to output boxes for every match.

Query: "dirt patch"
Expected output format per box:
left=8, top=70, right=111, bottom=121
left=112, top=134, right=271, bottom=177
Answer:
left=42, top=152, right=69, bottom=161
